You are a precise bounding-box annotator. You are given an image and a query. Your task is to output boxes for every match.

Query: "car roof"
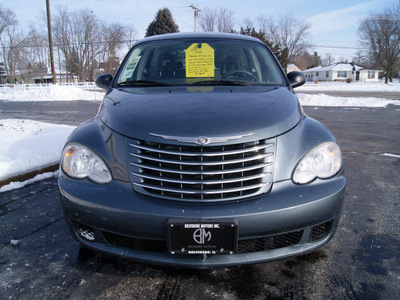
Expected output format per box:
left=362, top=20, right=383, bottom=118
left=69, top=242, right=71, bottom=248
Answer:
left=135, top=32, right=264, bottom=45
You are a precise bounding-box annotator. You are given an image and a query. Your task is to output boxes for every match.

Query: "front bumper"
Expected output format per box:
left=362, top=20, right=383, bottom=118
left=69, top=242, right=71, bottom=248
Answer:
left=58, top=173, right=345, bottom=268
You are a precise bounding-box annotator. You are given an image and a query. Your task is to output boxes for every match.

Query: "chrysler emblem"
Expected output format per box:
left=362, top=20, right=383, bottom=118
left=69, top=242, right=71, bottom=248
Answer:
left=196, top=136, right=210, bottom=145
left=149, top=132, right=254, bottom=145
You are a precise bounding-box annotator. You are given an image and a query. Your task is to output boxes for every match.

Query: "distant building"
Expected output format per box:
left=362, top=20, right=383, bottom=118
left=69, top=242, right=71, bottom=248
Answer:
left=286, top=64, right=301, bottom=73
left=302, top=62, right=382, bottom=82
left=32, top=68, right=78, bottom=84
left=99, top=57, right=120, bottom=75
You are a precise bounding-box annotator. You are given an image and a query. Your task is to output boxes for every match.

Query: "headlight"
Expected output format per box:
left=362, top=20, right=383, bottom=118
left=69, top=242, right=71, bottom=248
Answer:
left=61, top=143, right=112, bottom=184
left=292, top=142, right=342, bottom=184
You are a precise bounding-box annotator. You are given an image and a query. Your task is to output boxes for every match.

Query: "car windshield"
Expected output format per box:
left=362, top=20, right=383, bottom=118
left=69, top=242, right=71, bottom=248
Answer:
left=116, top=38, right=285, bottom=87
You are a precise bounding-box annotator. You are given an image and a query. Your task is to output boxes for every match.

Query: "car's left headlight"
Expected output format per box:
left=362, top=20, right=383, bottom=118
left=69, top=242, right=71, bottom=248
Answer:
left=61, top=143, right=112, bottom=184
left=292, top=142, right=342, bottom=184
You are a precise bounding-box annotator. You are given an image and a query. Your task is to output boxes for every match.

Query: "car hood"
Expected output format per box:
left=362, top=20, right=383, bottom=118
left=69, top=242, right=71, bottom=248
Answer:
left=99, top=86, right=302, bottom=143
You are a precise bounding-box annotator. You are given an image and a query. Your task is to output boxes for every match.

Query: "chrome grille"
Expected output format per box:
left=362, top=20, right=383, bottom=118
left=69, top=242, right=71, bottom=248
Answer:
left=129, top=138, right=276, bottom=202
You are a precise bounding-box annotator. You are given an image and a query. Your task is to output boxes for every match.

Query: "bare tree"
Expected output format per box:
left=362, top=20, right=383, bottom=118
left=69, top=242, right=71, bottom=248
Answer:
left=0, top=5, right=17, bottom=36
left=19, top=27, right=49, bottom=83
left=239, top=26, right=289, bottom=69
left=53, top=7, right=103, bottom=81
left=265, top=14, right=311, bottom=65
left=73, top=9, right=102, bottom=81
left=0, top=5, right=30, bottom=84
left=199, top=8, right=215, bottom=32
left=293, top=55, right=307, bottom=70
left=358, top=2, right=400, bottom=83
left=199, top=7, right=234, bottom=33
left=0, top=5, right=18, bottom=82
left=352, top=50, right=370, bottom=67
left=53, top=7, right=73, bottom=81
left=216, top=8, right=235, bottom=32
left=241, top=18, right=254, bottom=30
left=256, top=15, right=268, bottom=34
left=1, top=4, right=137, bottom=83
left=0, top=26, right=27, bottom=83
left=322, top=53, right=335, bottom=67
left=1, top=7, right=51, bottom=84
left=27, top=27, right=48, bottom=66
left=99, top=23, right=131, bottom=74
left=124, top=26, right=137, bottom=49
left=294, top=51, right=321, bottom=70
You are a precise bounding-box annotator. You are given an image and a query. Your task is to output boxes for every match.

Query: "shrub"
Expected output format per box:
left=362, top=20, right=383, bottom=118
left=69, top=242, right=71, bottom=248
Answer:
left=346, top=78, right=352, bottom=83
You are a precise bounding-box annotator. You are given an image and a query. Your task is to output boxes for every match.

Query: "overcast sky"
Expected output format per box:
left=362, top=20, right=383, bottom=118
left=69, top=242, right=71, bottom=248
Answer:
left=3, top=0, right=394, bottom=61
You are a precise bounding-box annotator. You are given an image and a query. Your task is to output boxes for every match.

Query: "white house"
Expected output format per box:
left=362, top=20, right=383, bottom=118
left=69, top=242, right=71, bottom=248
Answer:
left=302, top=62, right=382, bottom=82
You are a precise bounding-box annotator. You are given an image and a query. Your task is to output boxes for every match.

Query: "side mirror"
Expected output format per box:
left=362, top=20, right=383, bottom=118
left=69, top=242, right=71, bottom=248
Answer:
left=287, top=71, right=306, bottom=88
left=96, top=73, right=113, bottom=90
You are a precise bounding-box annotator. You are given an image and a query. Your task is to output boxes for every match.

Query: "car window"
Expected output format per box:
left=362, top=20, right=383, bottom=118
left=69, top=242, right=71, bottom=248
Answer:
left=116, top=39, right=285, bottom=86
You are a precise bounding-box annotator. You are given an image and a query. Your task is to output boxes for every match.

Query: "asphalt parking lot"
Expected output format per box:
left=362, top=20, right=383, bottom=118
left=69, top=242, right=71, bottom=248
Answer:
left=0, top=100, right=399, bottom=299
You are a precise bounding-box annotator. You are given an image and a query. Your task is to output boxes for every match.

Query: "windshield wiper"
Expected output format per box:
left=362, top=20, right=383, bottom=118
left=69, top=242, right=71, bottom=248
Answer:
left=117, top=80, right=170, bottom=86
left=190, top=80, right=249, bottom=86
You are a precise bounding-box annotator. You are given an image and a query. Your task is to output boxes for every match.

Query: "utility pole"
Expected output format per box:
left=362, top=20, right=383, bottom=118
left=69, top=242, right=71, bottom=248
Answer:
left=46, top=0, right=56, bottom=84
left=188, top=5, right=201, bottom=32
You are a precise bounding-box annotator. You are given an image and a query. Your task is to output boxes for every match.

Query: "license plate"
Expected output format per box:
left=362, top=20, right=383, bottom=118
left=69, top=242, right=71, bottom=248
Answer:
left=167, top=219, right=238, bottom=255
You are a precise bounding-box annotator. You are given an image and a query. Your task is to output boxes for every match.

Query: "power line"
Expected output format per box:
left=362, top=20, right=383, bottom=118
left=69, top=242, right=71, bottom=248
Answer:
left=1, top=40, right=138, bottom=50
left=1, top=41, right=365, bottom=53
left=1, top=40, right=364, bottom=51
left=312, top=45, right=364, bottom=50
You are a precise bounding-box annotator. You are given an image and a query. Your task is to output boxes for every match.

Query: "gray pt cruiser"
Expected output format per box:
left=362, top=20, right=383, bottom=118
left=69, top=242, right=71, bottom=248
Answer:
left=58, top=32, right=345, bottom=268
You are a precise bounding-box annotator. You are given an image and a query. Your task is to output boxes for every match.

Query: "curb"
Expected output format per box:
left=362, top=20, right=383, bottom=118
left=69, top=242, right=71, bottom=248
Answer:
left=0, top=164, right=59, bottom=188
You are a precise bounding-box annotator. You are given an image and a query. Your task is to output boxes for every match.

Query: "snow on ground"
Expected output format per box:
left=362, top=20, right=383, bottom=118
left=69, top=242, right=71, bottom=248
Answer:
left=297, top=94, right=400, bottom=107
left=0, top=84, right=105, bottom=101
left=297, top=81, right=400, bottom=92
left=380, top=153, right=400, bottom=159
left=0, top=83, right=399, bottom=192
left=292, top=81, right=400, bottom=107
left=0, top=119, right=75, bottom=185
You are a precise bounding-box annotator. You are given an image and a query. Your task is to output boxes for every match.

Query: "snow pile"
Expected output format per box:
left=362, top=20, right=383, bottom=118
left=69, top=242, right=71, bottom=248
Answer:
left=297, top=93, right=400, bottom=107
left=380, top=153, right=400, bottom=159
left=296, top=81, right=400, bottom=92
left=0, top=83, right=398, bottom=107
left=0, top=85, right=105, bottom=101
left=0, top=119, right=75, bottom=182
left=0, top=171, right=58, bottom=193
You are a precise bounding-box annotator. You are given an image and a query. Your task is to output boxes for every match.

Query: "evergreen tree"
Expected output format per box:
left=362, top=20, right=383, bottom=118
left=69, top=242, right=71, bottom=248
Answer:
left=145, top=8, right=179, bottom=37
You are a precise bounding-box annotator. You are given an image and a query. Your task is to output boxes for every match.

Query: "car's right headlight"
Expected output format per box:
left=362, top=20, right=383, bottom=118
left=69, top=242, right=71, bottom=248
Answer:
left=61, top=143, right=112, bottom=184
left=292, top=142, right=342, bottom=184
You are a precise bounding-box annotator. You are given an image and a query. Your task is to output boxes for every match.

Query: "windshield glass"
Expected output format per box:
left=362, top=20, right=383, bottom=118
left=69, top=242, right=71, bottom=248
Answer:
left=116, top=38, right=285, bottom=87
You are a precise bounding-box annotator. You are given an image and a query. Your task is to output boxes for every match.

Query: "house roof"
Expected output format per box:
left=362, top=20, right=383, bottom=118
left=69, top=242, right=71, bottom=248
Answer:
left=287, top=64, right=301, bottom=72
left=303, top=62, right=375, bottom=73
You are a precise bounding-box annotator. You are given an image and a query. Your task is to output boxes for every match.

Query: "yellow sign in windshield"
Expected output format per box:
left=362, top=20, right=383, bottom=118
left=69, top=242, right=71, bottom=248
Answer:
left=185, top=43, right=214, bottom=78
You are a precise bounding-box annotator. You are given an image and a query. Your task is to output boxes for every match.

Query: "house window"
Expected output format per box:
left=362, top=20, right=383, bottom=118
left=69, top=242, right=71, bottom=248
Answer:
left=316, top=72, right=319, bottom=76
left=337, top=71, right=347, bottom=78
left=326, top=71, right=329, bottom=78
left=368, top=71, right=375, bottom=79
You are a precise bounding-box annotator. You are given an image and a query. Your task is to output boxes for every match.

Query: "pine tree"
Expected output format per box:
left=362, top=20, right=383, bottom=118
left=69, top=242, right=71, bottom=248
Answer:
left=145, top=8, right=179, bottom=37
